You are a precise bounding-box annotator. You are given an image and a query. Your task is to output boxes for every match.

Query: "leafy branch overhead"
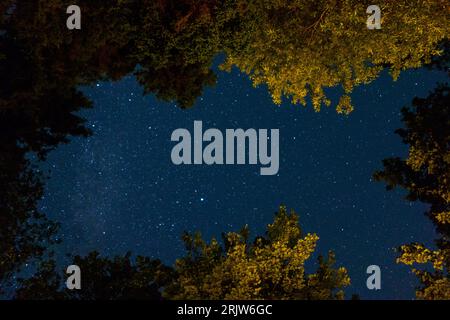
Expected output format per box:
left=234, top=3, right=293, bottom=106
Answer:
left=220, top=0, right=449, bottom=113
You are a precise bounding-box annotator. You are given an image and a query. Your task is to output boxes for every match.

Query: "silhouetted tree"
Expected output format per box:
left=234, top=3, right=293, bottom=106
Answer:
left=374, top=84, right=450, bottom=299
left=0, top=0, right=219, bottom=288
left=15, top=252, right=173, bottom=300
left=0, top=3, right=92, bottom=286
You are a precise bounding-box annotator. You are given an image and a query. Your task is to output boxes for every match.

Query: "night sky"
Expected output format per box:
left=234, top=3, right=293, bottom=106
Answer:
left=38, top=57, right=448, bottom=300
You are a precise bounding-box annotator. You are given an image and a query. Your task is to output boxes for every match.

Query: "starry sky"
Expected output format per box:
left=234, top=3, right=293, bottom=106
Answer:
left=38, top=57, right=448, bottom=300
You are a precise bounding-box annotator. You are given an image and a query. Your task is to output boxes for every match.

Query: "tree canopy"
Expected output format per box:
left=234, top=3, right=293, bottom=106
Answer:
left=15, top=252, right=172, bottom=300
left=1, top=0, right=449, bottom=297
left=16, top=206, right=350, bottom=300
left=165, top=206, right=350, bottom=300
left=221, top=0, right=449, bottom=113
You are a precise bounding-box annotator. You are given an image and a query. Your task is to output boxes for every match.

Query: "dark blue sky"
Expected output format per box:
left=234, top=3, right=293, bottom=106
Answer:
left=38, top=60, right=448, bottom=299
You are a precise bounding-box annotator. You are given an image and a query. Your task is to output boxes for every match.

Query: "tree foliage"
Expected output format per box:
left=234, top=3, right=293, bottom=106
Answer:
left=16, top=207, right=349, bottom=300
left=221, top=0, right=449, bottom=113
left=374, top=84, right=450, bottom=300
left=164, top=206, right=350, bottom=300
left=0, top=0, right=219, bottom=287
left=1, top=0, right=449, bottom=295
left=15, top=251, right=172, bottom=300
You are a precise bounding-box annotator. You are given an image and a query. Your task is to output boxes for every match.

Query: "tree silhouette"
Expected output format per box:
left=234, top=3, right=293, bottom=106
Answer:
left=0, top=2, right=94, bottom=286
left=0, top=0, right=219, bottom=288
left=15, top=252, right=172, bottom=300
left=374, top=84, right=450, bottom=299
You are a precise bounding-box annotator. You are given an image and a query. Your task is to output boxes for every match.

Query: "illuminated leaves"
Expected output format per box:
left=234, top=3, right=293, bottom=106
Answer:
left=221, top=0, right=449, bottom=112
left=165, top=206, right=350, bottom=300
